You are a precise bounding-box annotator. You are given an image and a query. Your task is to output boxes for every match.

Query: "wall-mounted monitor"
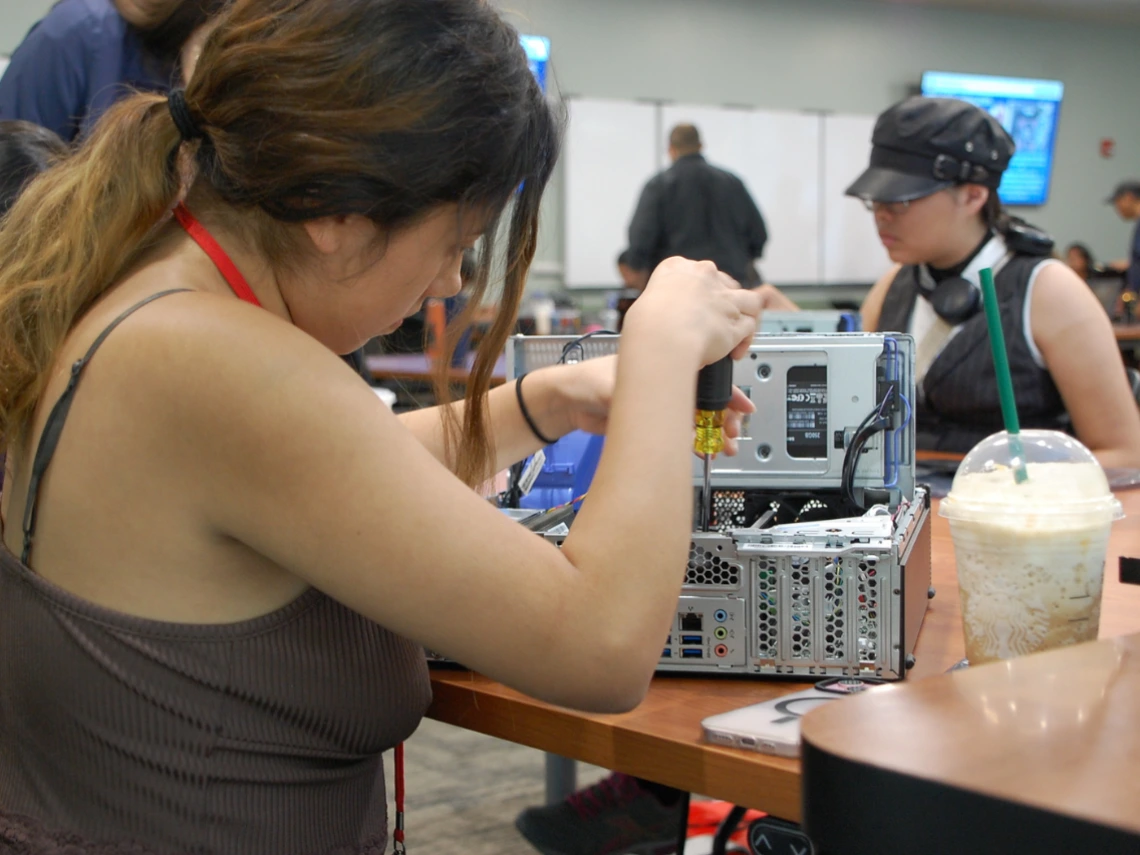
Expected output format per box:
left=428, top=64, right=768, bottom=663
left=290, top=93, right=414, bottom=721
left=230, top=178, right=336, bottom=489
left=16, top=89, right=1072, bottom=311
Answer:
left=921, top=71, right=1064, bottom=207
left=520, top=34, right=550, bottom=93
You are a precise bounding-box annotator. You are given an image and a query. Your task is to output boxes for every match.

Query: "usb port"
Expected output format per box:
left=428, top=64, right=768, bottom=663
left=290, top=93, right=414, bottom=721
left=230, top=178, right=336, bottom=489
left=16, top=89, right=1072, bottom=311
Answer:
left=681, top=648, right=702, bottom=659
left=662, top=648, right=672, bottom=658
left=680, top=635, right=703, bottom=645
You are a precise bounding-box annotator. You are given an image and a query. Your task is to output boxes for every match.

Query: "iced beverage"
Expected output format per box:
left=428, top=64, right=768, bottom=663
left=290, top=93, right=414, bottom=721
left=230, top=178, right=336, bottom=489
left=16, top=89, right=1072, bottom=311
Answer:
left=940, top=432, right=1123, bottom=666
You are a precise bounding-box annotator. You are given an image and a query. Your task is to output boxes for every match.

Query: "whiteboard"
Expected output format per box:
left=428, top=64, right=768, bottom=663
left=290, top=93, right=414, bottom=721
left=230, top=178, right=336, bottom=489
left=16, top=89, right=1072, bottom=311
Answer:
left=564, top=97, right=659, bottom=287
left=821, top=113, right=891, bottom=285
left=659, top=104, right=821, bottom=284
left=563, top=100, right=885, bottom=287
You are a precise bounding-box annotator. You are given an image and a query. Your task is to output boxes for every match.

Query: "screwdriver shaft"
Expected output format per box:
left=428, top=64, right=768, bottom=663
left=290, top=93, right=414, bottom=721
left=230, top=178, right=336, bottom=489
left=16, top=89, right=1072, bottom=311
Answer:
left=701, top=453, right=712, bottom=531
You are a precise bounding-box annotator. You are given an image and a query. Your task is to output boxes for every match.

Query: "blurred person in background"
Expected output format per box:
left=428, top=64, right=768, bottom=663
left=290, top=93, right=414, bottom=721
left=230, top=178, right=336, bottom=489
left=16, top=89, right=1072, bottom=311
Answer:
left=0, top=119, right=67, bottom=495
left=0, top=0, right=227, bottom=142
left=1064, top=242, right=1094, bottom=282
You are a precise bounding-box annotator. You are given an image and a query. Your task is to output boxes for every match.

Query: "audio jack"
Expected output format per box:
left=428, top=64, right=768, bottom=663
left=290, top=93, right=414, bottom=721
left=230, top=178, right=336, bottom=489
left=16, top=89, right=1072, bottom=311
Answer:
left=695, top=355, right=734, bottom=532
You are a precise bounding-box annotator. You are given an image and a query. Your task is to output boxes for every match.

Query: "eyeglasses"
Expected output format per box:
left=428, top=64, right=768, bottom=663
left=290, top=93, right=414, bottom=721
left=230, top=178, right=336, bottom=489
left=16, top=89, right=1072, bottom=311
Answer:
left=861, top=198, right=912, bottom=215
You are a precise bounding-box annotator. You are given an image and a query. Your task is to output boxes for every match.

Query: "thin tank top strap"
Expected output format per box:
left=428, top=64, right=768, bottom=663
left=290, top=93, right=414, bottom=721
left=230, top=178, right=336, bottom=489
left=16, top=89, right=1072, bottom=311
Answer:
left=20, top=289, right=193, bottom=565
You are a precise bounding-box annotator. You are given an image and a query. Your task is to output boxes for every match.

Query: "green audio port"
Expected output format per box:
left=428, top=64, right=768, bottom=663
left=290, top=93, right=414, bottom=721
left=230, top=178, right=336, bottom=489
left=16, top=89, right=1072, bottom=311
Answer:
left=714, top=627, right=728, bottom=640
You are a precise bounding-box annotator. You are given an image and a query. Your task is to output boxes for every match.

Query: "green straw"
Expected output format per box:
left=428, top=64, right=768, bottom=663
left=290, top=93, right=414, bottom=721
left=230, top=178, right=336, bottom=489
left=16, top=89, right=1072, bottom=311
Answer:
left=979, top=267, right=1028, bottom=484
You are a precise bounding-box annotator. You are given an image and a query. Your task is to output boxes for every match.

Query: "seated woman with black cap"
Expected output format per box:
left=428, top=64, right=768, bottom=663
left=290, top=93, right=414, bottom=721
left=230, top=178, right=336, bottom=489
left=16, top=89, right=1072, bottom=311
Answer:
left=764, top=96, right=1140, bottom=467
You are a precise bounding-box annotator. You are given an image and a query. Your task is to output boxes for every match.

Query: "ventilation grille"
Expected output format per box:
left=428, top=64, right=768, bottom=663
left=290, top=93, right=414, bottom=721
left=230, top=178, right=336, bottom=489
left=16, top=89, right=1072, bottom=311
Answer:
left=857, top=557, right=880, bottom=664
left=750, top=551, right=887, bottom=669
left=686, top=543, right=741, bottom=587
left=755, top=557, right=778, bottom=659
left=508, top=335, right=619, bottom=374
left=710, top=490, right=747, bottom=531
left=822, top=559, right=847, bottom=662
left=788, top=556, right=812, bottom=660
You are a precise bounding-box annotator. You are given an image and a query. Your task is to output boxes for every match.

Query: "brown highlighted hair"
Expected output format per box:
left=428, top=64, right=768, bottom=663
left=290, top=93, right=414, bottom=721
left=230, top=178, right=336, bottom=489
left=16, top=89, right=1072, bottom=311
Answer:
left=0, top=0, right=560, bottom=487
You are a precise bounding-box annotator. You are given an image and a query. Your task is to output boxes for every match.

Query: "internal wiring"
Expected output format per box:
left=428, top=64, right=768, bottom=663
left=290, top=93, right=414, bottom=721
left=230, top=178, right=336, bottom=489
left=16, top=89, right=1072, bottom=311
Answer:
left=842, top=385, right=895, bottom=510
left=884, top=391, right=913, bottom=488
left=558, top=329, right=619, bottom=364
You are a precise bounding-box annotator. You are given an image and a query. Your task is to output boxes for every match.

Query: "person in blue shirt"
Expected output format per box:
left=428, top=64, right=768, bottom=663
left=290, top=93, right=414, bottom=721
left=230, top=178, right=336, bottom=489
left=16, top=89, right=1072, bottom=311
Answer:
left=0, top=0, right=223, bottom=143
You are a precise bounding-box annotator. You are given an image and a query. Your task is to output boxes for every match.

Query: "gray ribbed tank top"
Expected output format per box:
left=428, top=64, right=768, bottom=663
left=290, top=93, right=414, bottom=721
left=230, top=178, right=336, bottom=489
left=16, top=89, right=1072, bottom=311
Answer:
left=0, top=291, right=432, bottom=854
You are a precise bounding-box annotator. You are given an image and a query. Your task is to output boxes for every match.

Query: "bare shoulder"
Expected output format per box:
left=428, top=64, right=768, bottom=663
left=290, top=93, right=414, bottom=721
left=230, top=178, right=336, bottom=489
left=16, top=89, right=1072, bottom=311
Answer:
left=56, top=286, right=382, bottom=516
left=1028, top=259, right=1109, bottom=340
left=80, top=288, right=352, bottom=407
left=860, top=264, right=902, bottom=332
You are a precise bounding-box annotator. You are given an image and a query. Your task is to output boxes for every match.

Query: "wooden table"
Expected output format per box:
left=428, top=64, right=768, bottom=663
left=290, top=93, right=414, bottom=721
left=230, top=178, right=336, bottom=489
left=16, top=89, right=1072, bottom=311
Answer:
left=1113, top=324, right=1140, bottom=342
left=366, top=352, right=507, bottom=386
left=427, top=491, right=1140, bottom=824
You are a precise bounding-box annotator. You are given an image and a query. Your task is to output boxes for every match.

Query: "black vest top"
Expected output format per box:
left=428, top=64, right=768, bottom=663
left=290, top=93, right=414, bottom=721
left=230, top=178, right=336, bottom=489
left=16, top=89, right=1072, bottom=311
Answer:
left=877, top=253, right=1067, bottom=453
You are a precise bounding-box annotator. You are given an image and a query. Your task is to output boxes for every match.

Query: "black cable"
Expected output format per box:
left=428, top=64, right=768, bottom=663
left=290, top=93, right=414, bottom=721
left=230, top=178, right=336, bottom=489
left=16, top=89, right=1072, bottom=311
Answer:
left=841, top=386, right=896, bottom=511
left=841, top=409, right=880, bottom=509
left=711, top=805, right=749, bottom=855
left=558, top=329, right=619, bottom=364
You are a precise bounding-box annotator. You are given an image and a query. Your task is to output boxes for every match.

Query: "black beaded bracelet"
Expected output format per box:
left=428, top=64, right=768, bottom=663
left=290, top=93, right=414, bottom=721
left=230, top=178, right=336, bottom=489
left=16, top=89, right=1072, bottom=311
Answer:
left=515, top=373, right=559, bottom=445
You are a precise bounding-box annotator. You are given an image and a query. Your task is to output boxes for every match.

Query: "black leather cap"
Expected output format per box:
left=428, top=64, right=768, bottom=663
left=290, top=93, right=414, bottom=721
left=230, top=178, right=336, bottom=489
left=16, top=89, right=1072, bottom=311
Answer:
left=845, top=96, right=1015, bottom=203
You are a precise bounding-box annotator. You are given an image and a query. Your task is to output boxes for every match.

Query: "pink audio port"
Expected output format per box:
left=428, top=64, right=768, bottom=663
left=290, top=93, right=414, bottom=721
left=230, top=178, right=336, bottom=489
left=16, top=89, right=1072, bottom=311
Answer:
left=714, top=644, right=728, bottom=658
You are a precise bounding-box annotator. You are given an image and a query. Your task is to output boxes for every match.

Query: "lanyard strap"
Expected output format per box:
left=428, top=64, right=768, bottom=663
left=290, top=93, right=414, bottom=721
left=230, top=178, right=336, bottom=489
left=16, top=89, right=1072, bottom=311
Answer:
left=172, top=203, right=263, bottom=308
left=174, top=200, right=409, bottom=852
left=394, top=742, right=406, bottom=854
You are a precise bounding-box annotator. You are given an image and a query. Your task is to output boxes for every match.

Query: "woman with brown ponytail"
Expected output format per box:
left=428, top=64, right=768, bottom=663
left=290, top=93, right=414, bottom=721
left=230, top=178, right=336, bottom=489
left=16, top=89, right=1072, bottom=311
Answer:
left=0, top=1, right=760, bottom=852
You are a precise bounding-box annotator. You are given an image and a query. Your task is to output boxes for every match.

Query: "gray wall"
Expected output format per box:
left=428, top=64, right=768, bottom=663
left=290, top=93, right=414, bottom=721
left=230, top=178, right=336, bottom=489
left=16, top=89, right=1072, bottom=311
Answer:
left=0, top=0, right=53, bottom=54
left=498, top=0, right=1140, bottom=291
left=3, top=0, right=1137, bottom=291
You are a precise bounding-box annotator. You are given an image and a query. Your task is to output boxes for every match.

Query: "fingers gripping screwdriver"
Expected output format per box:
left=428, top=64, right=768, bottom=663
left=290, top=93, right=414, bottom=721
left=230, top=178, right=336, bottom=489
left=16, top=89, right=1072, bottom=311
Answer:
left=694, top=355, right=733, bottom=532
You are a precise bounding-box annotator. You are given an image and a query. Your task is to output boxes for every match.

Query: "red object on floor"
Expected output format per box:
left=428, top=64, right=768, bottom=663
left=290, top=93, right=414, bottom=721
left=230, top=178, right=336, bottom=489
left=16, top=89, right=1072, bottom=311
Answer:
left=687, top=800, right=767, bottom=849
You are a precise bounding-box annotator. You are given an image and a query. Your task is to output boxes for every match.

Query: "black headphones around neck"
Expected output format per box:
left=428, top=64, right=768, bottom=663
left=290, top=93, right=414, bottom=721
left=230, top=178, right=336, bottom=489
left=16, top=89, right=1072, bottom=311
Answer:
left=917, top=223, right=1055, bottom=325
left=920, top=275, right=981, bottom=325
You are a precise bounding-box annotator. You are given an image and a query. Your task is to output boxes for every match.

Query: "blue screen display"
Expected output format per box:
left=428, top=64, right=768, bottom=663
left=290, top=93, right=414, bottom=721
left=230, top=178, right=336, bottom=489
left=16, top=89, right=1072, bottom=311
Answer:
left=921, top=71, right=1064, bottom=207
left=520, top=34, right=550, bottom=93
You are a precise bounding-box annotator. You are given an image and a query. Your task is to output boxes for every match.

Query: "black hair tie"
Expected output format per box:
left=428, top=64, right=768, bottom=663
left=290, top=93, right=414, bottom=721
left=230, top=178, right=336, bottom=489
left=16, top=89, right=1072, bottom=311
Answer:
left=167, top=89, right=204, bottom=142
left=516, top=373, right=559, bottom=446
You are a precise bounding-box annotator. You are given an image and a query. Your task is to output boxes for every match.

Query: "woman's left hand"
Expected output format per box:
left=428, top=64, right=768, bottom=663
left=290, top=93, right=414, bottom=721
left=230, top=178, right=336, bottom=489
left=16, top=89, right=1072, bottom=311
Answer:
left=541, top=356, right=756, bottom=456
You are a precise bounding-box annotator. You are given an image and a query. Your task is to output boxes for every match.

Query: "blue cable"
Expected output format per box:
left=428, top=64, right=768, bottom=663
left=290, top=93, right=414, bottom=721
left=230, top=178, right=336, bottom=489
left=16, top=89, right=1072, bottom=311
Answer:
left=884, top=391, right=913, bottom=488
left=881, top=337, right=904, bottom=490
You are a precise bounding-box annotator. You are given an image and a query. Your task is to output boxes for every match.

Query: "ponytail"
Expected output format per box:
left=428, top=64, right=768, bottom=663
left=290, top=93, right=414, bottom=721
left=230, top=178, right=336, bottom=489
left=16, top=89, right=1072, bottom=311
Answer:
left=0, top=93, right=184, bottom=450
left=982, top=188, right=1054, bottom=257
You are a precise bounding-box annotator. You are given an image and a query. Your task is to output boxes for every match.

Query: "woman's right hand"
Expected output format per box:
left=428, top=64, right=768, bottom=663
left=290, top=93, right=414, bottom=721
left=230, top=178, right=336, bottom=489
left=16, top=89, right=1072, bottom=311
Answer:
left=622, top=257, right=762, bottom=365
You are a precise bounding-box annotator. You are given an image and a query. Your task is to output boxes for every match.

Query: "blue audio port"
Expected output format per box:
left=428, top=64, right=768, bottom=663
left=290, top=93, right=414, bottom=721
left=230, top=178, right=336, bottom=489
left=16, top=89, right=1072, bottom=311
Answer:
left=714, top=609, right=728, bottom=623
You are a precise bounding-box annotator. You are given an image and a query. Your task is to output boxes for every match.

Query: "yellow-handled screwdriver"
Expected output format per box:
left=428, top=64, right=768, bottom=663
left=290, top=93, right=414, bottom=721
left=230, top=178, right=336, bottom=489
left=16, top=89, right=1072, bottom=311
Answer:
left=694, top=355, right=733, bottom=532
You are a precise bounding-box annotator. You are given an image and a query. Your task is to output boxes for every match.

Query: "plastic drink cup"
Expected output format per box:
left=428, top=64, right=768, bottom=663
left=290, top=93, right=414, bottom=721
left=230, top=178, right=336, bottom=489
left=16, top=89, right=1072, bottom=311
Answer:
left=939, top=430, right=1123, bottom=665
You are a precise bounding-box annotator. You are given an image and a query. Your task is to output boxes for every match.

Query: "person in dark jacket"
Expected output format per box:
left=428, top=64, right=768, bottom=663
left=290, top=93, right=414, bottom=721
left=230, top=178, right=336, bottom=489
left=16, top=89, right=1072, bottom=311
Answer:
left=626, top=123, right=767, bottom=286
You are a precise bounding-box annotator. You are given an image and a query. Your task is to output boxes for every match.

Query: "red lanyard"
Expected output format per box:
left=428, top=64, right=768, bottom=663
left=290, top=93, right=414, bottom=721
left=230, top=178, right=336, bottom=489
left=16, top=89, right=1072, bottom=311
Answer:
left=393, top=743, right=406, bottom=854
left=173, top=201, right=410, bottom=853
left=173, top=203, right=263, bottom=307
